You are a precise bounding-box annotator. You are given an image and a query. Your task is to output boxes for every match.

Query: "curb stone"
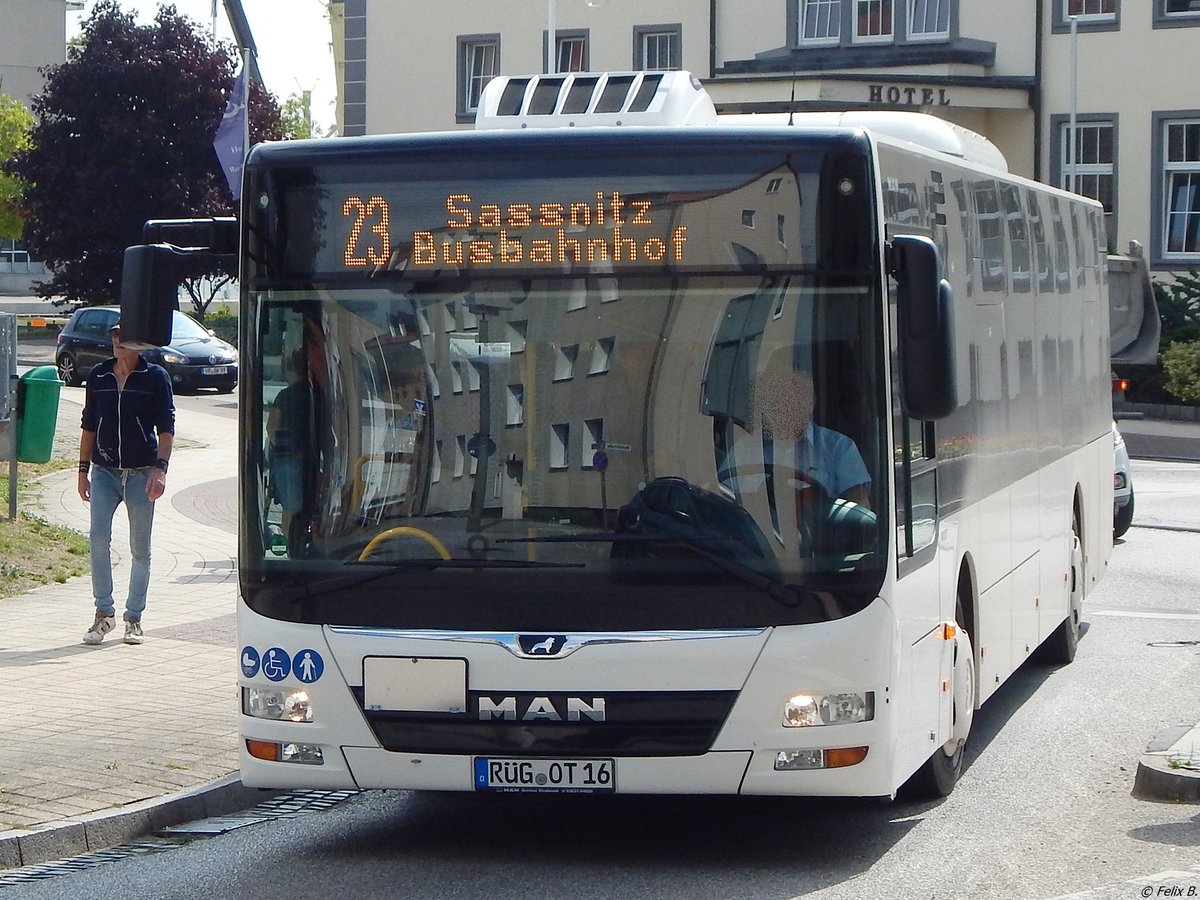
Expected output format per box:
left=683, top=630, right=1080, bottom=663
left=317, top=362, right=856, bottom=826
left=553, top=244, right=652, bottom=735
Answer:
left=0, top=776, right=279, bottom=870
left=1132, top=725, right=1200, bottom=804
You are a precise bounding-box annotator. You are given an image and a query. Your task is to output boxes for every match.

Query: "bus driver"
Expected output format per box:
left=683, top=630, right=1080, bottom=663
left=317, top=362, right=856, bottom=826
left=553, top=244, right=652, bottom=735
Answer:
left=754, top=352, right=872, bottom=511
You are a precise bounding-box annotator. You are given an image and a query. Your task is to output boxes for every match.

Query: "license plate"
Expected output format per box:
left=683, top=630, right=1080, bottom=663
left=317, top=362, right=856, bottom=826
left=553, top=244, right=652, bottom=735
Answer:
left=201, top=366, right=228, bottom=375
left=473, top=757, right=615, bottom=793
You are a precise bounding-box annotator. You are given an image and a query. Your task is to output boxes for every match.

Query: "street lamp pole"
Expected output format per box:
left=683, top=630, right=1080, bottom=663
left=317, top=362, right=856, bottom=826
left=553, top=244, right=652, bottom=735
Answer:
left=547, top=0, right=556, bottom=73
left=1068, top=15, right=1078, bottom=194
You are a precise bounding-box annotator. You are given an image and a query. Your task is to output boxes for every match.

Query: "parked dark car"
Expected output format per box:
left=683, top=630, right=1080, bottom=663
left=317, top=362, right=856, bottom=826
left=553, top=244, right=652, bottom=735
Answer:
left=56, top=306, right=238, bottom=393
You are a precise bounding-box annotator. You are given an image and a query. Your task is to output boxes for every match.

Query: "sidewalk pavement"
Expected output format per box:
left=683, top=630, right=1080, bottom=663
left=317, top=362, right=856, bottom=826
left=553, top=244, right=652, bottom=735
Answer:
left=2, top=340, right=262, bottom=870
left=2, top=339, right=1199, bottom=871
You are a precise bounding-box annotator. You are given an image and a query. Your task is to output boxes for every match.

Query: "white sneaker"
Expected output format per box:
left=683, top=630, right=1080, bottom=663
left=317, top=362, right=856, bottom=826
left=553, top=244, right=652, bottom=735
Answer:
left=123, top=620, right=144, bottom=645
left=83, top=613, right=116, bottom=645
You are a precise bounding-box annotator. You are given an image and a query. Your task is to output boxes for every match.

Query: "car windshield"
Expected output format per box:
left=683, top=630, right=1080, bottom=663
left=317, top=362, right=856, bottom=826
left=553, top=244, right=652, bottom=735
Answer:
left=171, top=312, right=213, bottom=341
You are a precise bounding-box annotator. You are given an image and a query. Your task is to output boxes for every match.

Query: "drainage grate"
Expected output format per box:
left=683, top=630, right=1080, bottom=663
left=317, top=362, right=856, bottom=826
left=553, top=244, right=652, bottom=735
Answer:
left=0, top=839, right=180, bottom=888
left=160, top=789, right=360, bottom=836
left=0, top=790, right=359, bottom=888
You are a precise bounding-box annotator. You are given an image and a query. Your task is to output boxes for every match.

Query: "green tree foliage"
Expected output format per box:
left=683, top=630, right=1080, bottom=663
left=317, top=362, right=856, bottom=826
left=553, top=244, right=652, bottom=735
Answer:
left=1161, top=340, right=1200, bottom=404
left=0, top=93, right=33, bottom=240
left=1154, top=271, right=1200, bottom=345
left=280, top=91, right=312, bottom=140
left=5, top=2, right=282, bottom=305
left=1154, top=272, right=1200, bottom=404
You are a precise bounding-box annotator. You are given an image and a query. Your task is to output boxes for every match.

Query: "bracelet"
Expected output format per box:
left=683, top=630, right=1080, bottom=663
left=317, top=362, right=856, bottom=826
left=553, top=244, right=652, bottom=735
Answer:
left=78, top=461, right=90, bottom=474
left=155, top=458, right=170, bottom=473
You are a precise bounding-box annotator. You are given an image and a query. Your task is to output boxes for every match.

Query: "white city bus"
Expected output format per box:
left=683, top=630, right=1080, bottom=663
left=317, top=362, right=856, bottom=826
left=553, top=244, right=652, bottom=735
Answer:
left=131, top=71, right=1112, bottom=799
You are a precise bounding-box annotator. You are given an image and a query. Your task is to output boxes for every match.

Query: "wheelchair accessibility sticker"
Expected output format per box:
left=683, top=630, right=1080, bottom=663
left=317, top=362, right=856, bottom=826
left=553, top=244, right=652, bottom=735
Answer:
left=240, top=646, right=324, bottom=683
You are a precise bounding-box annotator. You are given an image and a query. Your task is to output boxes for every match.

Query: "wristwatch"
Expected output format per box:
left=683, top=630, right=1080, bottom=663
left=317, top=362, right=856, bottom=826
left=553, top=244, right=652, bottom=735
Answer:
left=155, top=458, right=170, bottom=473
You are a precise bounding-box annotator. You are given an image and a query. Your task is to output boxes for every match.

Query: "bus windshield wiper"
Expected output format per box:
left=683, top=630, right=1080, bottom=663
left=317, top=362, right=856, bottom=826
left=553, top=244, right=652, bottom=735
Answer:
left=293, top=557, right=583, bottom=594
left=496, top=533, right=804, bottom=607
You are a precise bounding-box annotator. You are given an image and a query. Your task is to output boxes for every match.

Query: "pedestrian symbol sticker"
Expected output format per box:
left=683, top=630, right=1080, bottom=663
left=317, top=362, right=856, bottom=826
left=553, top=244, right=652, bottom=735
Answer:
left=262, top=647, right=291, bottom=682
left=240, top=646, right=260, bottom=679
left=294, top=649, right=324, bottom=683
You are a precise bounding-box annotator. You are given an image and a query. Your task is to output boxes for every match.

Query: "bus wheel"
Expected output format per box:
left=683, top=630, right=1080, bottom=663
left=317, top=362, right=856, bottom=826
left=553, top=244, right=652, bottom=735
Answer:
left=1038, top=509, right=1083, bottom=665
left=903, top=601, right=975, bottom=799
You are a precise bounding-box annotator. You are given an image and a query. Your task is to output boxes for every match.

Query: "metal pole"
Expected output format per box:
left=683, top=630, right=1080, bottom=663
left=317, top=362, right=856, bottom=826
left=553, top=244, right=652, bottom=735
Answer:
left=547, top=0, right=556, bottom=73
left=1068, top=15, right=1078, bottom=194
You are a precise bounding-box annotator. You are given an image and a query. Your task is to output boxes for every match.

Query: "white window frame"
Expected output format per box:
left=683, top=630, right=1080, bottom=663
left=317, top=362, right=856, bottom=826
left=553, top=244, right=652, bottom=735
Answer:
left=909, top=0, right=950, bottom=39
left=588, top=337, right=614, bottom=375
left=460, top=37, right=499, bottom=116
left=800, top=0, right=842, bottom=45
left=637, top=27, right=681, bottom=70
left=583, top=418, right=604, bottom=468
left=1059, top=120, right=1115, bottom=246
left=1064, top=0, right=1116, bottom=22
left=507, top=383, right=524, bottom=426
left=854, top=0, right=894, bottom=43
left=1163, top=118, right=1200, bottom=258
left=554, top=344, right=579, bottom=381
left=550, top=423, right=570, bottom=470
left=557, top=35, right=588, bottom=73
left=1163, top=0, right=1200, bottom=18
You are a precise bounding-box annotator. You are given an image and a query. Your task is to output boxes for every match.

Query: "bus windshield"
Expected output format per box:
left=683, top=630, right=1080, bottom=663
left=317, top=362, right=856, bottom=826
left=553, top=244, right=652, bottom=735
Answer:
left=239, top=134, right=888, bottom=632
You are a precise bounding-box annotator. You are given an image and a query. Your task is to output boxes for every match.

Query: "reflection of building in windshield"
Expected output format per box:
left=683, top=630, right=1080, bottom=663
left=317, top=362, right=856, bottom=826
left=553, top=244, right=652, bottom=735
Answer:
left=269, top=163, right=877, bottom=565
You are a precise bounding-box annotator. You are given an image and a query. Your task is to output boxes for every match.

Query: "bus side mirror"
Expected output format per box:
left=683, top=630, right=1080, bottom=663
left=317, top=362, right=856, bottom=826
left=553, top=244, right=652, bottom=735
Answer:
left=119, top=244, right=181, bottom=348
left=890, top=235, right=957, bottom=420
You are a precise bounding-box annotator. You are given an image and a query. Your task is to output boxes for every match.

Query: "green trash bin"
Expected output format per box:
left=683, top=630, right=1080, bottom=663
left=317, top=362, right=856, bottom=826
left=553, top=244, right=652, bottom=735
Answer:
left=16, top=365, right=64, bottom=464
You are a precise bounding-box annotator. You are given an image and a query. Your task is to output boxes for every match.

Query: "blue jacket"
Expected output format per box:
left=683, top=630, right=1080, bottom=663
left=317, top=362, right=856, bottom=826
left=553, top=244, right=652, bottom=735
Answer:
left=81, top=357, right=176, bottom=469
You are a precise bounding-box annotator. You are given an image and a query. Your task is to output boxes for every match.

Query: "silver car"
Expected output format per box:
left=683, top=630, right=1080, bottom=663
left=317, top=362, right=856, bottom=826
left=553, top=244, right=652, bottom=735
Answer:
left=1113, top=420, right=1134, bottom=539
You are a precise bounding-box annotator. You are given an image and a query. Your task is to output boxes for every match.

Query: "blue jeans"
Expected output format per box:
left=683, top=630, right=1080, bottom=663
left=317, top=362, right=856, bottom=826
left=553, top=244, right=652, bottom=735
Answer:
left=89, top=466, right=156, bottom=622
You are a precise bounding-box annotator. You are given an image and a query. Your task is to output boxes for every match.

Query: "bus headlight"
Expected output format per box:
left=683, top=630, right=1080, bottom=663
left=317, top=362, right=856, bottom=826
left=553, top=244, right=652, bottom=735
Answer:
left=783, top=691, right=874, bottom=727
left=242, top=686, right=313, bottom=722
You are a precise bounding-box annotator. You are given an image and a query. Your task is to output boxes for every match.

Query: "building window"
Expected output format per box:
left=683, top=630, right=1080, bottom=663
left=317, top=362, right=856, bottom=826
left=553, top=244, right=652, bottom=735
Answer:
left=909, top=0, right=950, bottom=38
left=458, top=35, right=500, bottom=120
left=588, top=337, right=614, bottom=375
left=1162, top=118, right=1200, bottom=257
left=583, top=418, right=604, bottom=468
left=855, top=0, right=894, bottom=42
left=553, top=32, right=588, bottom=73
left=454, top=435, right=467, bottom=478
left=550, top=424, right=570, bottom=470
left=1066, top=0, right=1115, bottom=18
left=507, top=383, right=524, bottom=425
left=1156, top=0, right=1200, bottom=27
left=1056, top=118, right=1116, bottom=250
left=1055, top=0, right=1118, bottom=30
left=554, top=344, right=579, bottom=381
left=800, top=0, right=841, bottom=43
left=635, top=25, right=681, bottom=70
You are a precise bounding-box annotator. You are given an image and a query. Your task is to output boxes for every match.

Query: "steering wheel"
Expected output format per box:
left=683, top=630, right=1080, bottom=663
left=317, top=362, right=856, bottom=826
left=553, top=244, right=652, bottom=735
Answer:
left=358, top=526, right=452, bottom=561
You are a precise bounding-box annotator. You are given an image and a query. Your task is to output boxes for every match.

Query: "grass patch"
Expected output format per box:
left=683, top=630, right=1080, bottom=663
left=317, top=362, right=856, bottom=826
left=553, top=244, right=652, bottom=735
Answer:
left=0, top=458, right=90, bottom=598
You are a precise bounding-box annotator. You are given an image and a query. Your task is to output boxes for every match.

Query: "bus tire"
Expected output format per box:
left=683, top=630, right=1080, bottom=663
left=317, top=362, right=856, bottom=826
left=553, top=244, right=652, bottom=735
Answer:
left=1039, top=507, right=1084, bottom=665
left=903, top=598, right=975, bottom=800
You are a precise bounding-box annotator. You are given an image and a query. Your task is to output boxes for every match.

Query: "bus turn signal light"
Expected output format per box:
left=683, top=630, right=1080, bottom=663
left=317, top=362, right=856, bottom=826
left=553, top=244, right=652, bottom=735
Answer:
left=824, top=746, right=869, bottom=768
left=246, top=739, right=280, bottom=762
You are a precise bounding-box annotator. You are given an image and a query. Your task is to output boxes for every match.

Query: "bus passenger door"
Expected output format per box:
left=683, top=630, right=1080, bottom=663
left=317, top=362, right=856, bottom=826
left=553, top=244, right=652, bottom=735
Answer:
left=894, top=414, right=948, bottom=774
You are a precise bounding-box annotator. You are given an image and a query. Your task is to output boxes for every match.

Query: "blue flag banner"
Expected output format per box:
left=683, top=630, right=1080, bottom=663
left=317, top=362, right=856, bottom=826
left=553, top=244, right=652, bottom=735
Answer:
left=213, top=65, right=248, bottom=200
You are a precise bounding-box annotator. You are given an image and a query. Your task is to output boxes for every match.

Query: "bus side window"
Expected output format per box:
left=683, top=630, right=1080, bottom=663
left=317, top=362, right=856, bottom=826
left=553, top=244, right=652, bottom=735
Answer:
left=896, top=417, right=937, bottom=560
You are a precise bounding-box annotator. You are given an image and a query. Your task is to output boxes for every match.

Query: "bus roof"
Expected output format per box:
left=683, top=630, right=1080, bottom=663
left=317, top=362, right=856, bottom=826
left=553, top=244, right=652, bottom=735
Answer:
left=475, top=71, right=1008, bottom=173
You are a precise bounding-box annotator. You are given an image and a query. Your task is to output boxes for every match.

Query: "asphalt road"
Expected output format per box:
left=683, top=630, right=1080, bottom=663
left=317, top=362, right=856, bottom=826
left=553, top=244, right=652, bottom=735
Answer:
left=5, top=460, right=1198, bottom=900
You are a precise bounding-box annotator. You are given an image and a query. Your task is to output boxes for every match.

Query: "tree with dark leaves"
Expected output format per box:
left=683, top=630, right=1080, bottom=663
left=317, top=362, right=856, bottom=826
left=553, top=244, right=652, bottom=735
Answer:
left=6, top=1, right=282, bottom=308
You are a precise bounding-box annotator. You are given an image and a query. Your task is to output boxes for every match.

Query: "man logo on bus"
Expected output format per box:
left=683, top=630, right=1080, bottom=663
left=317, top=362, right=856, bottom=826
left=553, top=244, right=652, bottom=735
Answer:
left=519, top=634, right=565, bottom=656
